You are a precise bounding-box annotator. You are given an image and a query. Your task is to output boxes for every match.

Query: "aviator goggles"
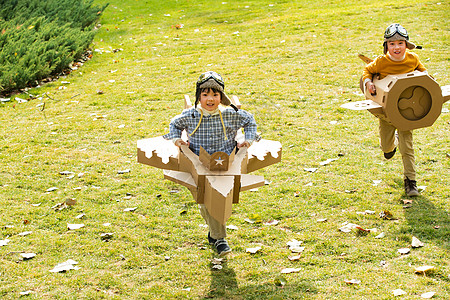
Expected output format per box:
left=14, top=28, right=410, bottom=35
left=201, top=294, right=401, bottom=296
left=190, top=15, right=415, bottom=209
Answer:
left=384, top=23, right=409, bottom=40
left=196, top=71, right=225, bottom=89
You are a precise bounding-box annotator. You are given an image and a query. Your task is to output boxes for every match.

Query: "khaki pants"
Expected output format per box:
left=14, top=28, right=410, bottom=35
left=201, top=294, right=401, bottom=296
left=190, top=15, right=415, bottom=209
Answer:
left=379, top=118, right=416, bottom=180
left=199, top=204, right=226, bottom=240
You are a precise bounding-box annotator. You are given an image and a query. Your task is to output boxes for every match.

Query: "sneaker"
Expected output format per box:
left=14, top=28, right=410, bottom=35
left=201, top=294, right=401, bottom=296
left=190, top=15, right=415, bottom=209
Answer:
left=214, top=239, right=231, bottom=256
left=207, top=232, right=217, bottom=245
left=384, top=147, right=396, bottom=159
left=404, top=177, right=419, bottom=197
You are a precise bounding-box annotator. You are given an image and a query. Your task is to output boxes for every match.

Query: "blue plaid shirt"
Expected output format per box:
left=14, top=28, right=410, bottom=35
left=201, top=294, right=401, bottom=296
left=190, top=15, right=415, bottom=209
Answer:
left=164, top=107, right=259, bottom=155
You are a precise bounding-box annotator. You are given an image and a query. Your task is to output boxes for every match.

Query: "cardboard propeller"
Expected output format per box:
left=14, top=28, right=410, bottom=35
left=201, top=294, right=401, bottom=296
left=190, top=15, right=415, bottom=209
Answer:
left=137, top=96, right=281, bottom=224
left=343, top=55, right=450, bottom=131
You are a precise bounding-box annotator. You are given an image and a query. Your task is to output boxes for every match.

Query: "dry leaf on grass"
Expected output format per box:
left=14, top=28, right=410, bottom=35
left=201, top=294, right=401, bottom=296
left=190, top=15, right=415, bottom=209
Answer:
left=392, top=289, right=407, bottom=296
left=281, top=268, right=302, bottom=274
left=288, top=255, right=302, bottom=261
left=49, top=259, right=79, bottom=273
left=226, top=224, right=238, bottom=230
left=67, top=223, right=84, bottom=230
left=20, top=253, right=36, bottom=260
left=18, top=231, right=32, bottom=236
left=380, top=210, right=396, bottom=220
left=245, top=213, right=262, bottom=224
left=411, top=236, right=424, bottom=248
left=304, top=167, right=318, bottom=173
left=46, top=187, right=58, bottom=192
left=246, top=246, right=262, bottom=254
left=65, top=198, right=77, bottom=206
left=319, top=158, right=337, bottom=166
left=344, top=279, right=361, bottom=285
left=263, top=220, right=279, bottom=226
left=414, top=266, right=435, bottom=274
left=124, top=207, right=137, bottom=212
left=274, top=276, right=287, bottom=287
left=374, top=232, right=385, bottom=239
left=420, top=292, right=436, bottom=298
left=0, top=239, right=10, bottom=246
left=398, top=248, right=411, bottom=255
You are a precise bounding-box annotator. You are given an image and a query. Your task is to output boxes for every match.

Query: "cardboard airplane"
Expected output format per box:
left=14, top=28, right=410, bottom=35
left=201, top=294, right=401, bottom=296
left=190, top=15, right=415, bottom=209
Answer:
left=137, top=95, right=282, bottom=224
left=342, top=54, right=450, bottom=131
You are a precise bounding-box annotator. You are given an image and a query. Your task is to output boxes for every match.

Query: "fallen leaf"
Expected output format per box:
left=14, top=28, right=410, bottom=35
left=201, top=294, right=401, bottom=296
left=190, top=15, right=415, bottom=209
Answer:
left=374, top=232, right=385, bottom=239
left=19, top=291, right=32, bottom=295
left=124, top=207, right=137, bottom=212
left=304, top=167, right=318, bottom=173
left=344, top=279, right=361, bottom=285
left=46, top=187, right=58, bottom=192
left=414, top=265, right=435, bottom=274
left=401, top=199, right=413, bottom=205
left=30, top=203, right=41, bottom=207
left=18, top=231, right=32, bottom=236
left=380, top=210, right=395, bottom=220
left=392, top=289, right=407, bottom=296
left=263, top=220, right=279, bottom=226
left=212, top=265, right=222, bottom=270
left=319, top=158, right=337, bottom=166
left=287, top=239, right=303, bottom=248
left=226, top=224, right=238, bottom=230
left=339, top=222, right=358, bottom=233
left=290, top=246, right=305, bottom=253
left=274, top=276, right=287, bottom=286
left=211, top=258, right=224, bottom=265
left=317, top=218, right=327, bottom=223
left=398, top=248, right=411, bottom=255
left=100, top=233, right=113, bottom=241
left=411, top=236, right=424, bottom=248
left=281, top=268, right=302, bottom=274
left=65, top=198, right=77, bottom=206
left=20, top=253, right=36, bottom=260
left=372, top=179, right=382, bottom=186
left=245, top=213, right=262, bottom=223
left=117, top=169, right=130, bottom=174
left=246, top=246, right=262, bottom=254
left=49, top=259, right=79, bottom=273
left=67, top=223, right=84, bottom=230
left=75, top=213, right=85, bottom=219
left=288, top=255, right=302, bottom=261
left=0, top=239, right=10, bottom=246
left=420, top=292, right=436, bottom=299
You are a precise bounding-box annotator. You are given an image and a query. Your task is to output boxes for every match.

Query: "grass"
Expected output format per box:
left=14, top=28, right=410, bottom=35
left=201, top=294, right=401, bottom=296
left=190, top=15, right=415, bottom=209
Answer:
left=1, top=0, right=449, bottom=298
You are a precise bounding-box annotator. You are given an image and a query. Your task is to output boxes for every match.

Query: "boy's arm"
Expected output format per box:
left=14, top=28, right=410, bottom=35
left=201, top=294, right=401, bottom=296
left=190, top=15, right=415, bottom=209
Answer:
left=163, top=113, right=188, bottom=143
left=362, top=60, right=379, bottom=95
left=239, top=110, right=259, bottom=144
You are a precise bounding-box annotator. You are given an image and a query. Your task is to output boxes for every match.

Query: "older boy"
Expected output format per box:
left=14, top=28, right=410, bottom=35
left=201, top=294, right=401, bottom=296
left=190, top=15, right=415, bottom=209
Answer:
left=362, top=23, right=426, bottom=196
left=164, top=71, right=259, bottom=255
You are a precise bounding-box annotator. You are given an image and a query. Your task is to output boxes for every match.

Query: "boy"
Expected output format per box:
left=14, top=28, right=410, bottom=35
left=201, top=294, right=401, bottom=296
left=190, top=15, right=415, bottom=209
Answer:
left=362, top=23, right=426, bottom=197
left=164, top=71, right=260, bottom=256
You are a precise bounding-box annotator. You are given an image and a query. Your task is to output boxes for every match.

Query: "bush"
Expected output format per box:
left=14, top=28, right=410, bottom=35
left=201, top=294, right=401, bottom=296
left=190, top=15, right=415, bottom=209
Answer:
left=0, top=0, right=108, bottom=95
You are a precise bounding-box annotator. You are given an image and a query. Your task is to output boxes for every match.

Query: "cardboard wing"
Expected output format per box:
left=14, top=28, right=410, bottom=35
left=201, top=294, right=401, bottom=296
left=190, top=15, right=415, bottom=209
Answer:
left=137, top=137, right=180, bottom=171
left=246, top=139, right=282, bottom=173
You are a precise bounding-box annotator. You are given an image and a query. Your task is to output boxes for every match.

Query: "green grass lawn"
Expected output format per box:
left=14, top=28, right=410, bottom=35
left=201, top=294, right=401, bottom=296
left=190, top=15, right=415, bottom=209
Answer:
left=1, top=0, right=449, bottom=298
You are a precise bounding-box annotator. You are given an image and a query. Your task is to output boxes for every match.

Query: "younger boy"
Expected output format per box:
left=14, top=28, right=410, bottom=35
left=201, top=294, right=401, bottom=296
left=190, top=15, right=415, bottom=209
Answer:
left=362, top=23, right=426, bottom=196
left=164, top=71, right=260, bottom=255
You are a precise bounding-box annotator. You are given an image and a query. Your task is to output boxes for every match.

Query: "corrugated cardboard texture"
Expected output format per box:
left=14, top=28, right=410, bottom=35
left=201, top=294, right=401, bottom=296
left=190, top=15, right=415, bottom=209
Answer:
left=364, top=71, right=444, bottom=131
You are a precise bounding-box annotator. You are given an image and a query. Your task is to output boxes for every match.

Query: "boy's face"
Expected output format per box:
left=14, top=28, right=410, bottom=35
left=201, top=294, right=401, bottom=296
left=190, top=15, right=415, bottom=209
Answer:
left=387, top=40, right=406, bottom=60
left=200, top=88, right=221, bottom=111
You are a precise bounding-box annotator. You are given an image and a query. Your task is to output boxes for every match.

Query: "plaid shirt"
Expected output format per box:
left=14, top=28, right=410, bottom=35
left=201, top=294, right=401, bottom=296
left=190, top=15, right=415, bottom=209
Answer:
left=164, top=107, right=259, bottom=155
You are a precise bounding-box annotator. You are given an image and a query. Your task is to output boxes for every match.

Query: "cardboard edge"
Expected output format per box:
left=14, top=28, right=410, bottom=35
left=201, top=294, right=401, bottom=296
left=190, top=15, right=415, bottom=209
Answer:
left=137, top=147, right=179, bottom=171
left=240, top=174, right=265, bottom=192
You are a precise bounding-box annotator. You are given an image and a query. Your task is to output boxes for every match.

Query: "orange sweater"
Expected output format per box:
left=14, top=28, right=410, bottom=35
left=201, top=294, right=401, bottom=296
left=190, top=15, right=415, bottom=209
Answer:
left=362, top=51, right=426, bottom=81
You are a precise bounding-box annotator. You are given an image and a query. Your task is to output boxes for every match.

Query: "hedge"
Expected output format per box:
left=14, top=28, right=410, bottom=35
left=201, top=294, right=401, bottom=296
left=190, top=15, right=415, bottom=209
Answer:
left=0, top=0, right=108, bottom=95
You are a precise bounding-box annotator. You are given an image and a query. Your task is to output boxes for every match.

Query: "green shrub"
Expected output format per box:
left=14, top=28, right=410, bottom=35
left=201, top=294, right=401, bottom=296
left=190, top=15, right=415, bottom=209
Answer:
left=0, top=0, right=108, bottom=95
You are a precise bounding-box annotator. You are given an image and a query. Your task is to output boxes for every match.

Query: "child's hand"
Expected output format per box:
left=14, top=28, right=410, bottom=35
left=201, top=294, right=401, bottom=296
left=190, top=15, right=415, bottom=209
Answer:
left=237, top=141, right=250, bottom=148
left=174, top=139, right=189, bottom=147
left=366, top=81, right=376, bottom=95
